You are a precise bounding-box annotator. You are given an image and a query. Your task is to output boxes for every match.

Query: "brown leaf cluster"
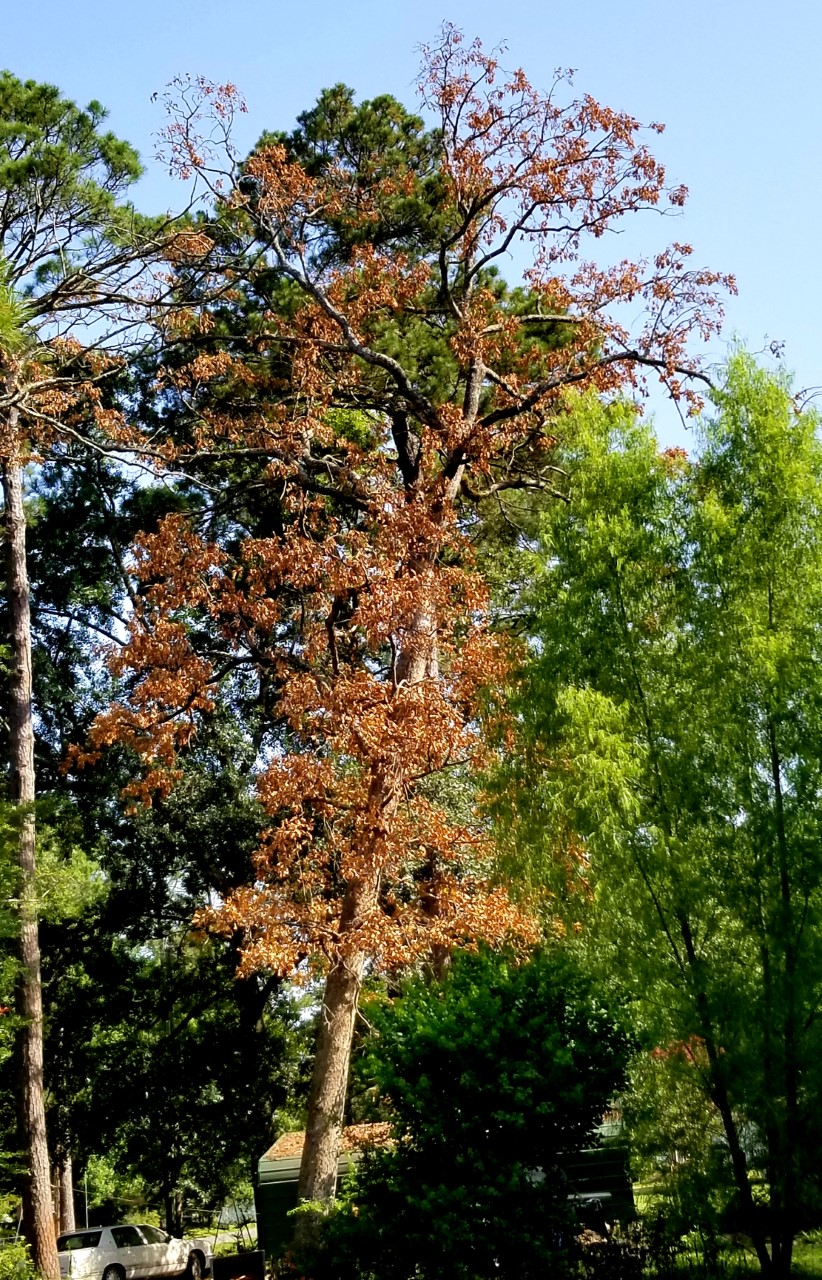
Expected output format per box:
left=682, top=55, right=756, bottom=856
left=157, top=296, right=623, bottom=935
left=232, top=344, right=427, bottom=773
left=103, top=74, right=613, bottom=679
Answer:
left=76, top=29, right=735, bottom=981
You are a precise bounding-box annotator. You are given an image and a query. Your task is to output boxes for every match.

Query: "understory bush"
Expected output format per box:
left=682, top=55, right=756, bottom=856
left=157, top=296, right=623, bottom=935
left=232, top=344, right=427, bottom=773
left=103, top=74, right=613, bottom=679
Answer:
left=0, top=1241, right=36, bottom=1280
left=293, top=947, right=631, bottom=1280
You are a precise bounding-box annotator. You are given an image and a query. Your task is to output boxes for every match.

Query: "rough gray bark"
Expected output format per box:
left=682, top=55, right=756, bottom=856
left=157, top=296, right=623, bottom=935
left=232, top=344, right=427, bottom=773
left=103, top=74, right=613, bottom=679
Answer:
left=4, top=433, right=60, bottom=1280
left=296, top=946, right=367, bottom=1206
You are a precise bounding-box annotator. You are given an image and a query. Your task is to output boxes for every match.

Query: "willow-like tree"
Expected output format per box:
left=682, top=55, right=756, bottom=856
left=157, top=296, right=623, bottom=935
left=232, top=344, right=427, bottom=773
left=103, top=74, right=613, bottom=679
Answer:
left=491, top=356, right=822, bottom=1278
left=78, top=28, right=732, bottom=1225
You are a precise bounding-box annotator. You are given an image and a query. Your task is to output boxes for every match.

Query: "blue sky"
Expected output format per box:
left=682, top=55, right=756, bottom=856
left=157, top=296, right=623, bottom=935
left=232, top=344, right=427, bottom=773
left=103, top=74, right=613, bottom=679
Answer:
left=5, top=0, right=820, bottom=443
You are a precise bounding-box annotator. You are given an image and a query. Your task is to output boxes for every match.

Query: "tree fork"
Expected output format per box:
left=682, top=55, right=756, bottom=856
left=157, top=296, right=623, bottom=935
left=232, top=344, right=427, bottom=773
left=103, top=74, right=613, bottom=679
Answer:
left=4, top=429, right=60, bottom=1280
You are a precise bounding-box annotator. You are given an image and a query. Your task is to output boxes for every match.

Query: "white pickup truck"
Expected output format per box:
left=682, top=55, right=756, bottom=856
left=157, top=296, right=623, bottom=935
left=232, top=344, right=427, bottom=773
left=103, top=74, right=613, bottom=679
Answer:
left=57, top=1225, right=212, bottom=1280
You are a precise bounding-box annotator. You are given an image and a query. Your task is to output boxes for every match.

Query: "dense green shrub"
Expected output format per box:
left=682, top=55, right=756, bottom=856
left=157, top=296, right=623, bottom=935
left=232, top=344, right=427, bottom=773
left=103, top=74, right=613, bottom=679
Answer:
left=0, top=1241, right=37, bottom=1280
left=313, top=947, right=631, bottom=1280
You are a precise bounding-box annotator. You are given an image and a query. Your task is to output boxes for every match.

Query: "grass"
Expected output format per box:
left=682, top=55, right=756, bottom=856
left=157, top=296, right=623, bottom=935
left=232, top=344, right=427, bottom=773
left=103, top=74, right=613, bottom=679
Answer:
left=787, top=1232, right=822, bottom=1278
left=641, top=1231, right=822, bottom=1280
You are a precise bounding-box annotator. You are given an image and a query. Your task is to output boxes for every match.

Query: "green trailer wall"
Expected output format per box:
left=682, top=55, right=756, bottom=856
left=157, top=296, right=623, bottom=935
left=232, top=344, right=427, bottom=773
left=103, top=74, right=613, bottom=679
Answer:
left=254, top=1143, right=633, bottom=1260
left=255, top=1151, right=360, bottom=1259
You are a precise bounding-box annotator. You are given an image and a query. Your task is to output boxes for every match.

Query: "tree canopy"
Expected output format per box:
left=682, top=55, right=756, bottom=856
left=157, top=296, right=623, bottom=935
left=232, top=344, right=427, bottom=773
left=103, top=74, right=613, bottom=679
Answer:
left=72, top=27, right=730, bottom=1214
left=491, top=354, right=822, bottom=1277
left=6, top=33, right=794, bottom=1277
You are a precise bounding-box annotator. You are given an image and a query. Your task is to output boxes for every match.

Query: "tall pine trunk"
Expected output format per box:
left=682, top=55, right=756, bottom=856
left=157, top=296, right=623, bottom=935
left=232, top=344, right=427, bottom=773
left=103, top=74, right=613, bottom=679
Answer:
left=4, top=429, right=59, bottom=1280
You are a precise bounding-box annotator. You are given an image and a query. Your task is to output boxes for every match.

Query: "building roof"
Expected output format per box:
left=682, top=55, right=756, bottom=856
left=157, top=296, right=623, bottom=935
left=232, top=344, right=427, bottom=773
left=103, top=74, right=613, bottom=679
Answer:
left=262, top=1122, right=393, bottom=1164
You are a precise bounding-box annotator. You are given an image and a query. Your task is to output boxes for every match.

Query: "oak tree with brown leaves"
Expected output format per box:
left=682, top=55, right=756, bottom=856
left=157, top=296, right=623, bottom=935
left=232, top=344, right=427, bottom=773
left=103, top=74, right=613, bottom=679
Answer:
left=76, top=28, right=734, bottom=1227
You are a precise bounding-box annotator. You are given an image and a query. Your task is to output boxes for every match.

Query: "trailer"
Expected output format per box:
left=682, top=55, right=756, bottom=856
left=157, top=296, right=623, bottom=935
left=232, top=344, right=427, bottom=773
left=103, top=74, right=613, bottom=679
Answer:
left=254, top=1122, right=633, bottom=1261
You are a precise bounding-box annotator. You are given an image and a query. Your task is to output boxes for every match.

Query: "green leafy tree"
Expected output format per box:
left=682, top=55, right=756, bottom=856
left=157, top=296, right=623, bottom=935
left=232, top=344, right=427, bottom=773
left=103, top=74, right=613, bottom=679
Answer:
left=491, top=356, right=822, bottom=1278
left=622, top=1043, right=738, bottom=1270
left=318, top=948, right=629, bottom=1280
left=0, top=424, right=310, bottom=1233
left=51, top=928, right=309, bottom=1235
left=43, top=716, right=313, bottom=1234
left=0, top=445, right=201, bottom=1232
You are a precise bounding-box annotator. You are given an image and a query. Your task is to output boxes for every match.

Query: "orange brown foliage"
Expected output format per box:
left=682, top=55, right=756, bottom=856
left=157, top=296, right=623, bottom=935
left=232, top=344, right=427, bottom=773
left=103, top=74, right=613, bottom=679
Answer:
left=72, top=27, right=733, bottom=1200
left=80, top=27, right=735, bottom=977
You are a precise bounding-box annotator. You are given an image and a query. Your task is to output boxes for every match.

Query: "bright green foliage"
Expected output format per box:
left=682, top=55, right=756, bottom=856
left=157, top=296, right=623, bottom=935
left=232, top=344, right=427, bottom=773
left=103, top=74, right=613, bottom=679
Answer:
left=0, top=1239, right=37, bottom=1280
left=322, top=948, right=630, bottom=1280
left=492, top=355, right=822, bottom=1275
left=0, top=804, right=101, bottom=1186
left=80, top=1154, right=154, bottom=1226
left=624, top=1047, right=734, bottom=1264
left=0, top=256, right=29, bottom=353
left=0, top=803, right=106, bottom=1190
left=35, top=839, right=105, bottom=923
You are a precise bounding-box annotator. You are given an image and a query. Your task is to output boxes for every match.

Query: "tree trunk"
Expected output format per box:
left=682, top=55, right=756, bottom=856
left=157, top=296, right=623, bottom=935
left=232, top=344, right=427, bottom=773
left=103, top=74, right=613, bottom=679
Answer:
left=165, top=1189, right=184, bottom=1238
left=295, top=878, right=374, bottom=1246
left=767, top=716, right=799, bottom=1280
left=57, top=1151, right=75, bottom=1234
left=4, top=442, right=60, bottom=1280
left=296, top=946, right=367, bottom=1201
left=294, top=557, right=442, bottom=1242
left=678, top=913, right=773, bottom=1276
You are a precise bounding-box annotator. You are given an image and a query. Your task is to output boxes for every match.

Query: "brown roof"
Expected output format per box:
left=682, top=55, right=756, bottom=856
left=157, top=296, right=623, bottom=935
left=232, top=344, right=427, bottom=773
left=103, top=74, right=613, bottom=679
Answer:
left=263, top=1122, right=392, bottom=1163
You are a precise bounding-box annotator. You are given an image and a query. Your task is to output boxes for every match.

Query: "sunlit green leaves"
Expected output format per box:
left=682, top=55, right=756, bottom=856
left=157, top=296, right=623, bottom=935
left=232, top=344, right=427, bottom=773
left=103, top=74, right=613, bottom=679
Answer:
left=492, top=353, right=822, bottom=1241
left=0, top=255, right=30, bottom=354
